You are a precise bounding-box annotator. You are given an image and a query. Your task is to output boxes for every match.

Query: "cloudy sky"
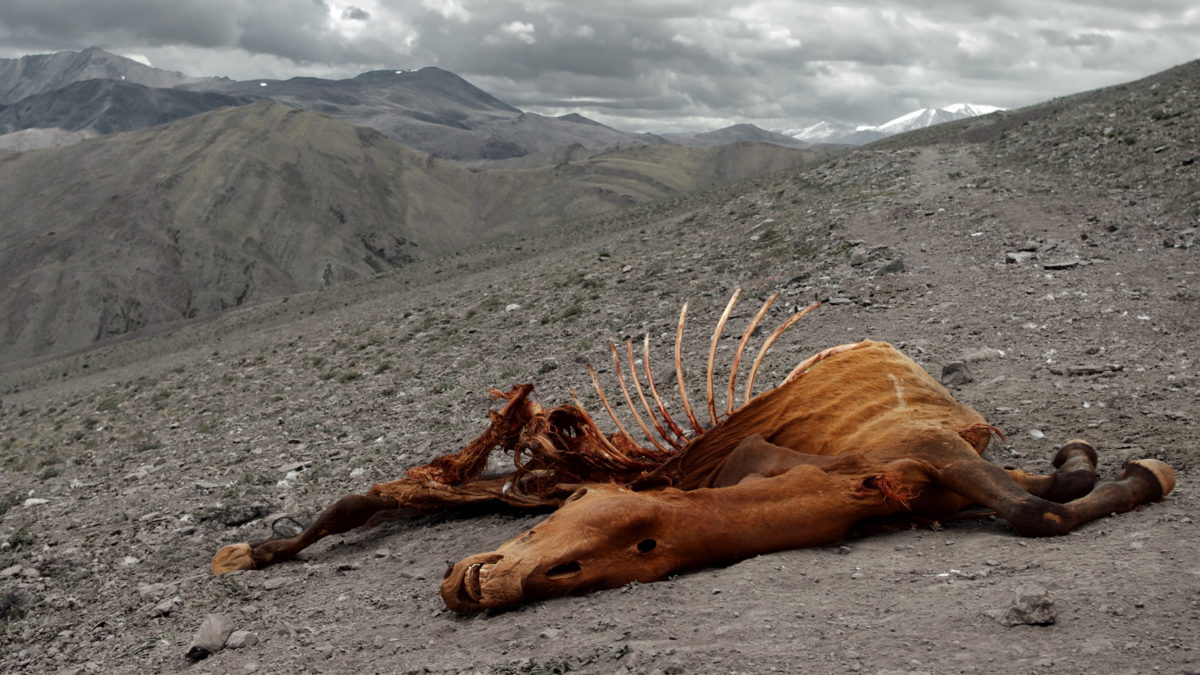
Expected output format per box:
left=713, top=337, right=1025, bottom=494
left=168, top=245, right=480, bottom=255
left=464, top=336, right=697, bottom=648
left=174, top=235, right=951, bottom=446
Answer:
left=1, top=0, right=1197, bottom=133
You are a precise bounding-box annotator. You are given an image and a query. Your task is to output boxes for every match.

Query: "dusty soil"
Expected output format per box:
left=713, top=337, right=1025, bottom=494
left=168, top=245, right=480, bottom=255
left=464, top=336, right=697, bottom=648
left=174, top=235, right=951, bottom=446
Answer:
left=2, top=71, right=1199, bottom=675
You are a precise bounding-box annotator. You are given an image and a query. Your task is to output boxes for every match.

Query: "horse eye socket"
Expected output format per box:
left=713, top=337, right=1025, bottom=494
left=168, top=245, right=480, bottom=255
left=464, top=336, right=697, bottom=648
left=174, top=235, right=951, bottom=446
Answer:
left=637, top=539, right=657, bottom=553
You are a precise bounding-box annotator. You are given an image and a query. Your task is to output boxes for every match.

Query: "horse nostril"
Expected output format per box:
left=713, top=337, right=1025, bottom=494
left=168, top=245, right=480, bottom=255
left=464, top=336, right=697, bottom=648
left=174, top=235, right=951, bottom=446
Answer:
left=545, top=561, right=582, bottom=579
left=637, top=539, right=657, bottom=553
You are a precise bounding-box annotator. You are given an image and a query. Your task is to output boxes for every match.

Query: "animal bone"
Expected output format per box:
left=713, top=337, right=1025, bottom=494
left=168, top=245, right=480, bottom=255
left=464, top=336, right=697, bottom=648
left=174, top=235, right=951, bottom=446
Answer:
left=211, top=290, right=1175, bottom=616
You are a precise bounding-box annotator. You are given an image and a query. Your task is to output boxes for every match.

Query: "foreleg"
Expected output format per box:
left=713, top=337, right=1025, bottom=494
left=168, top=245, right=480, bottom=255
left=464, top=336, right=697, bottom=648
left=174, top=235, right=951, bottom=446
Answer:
left=212, top=493, right=399, bottom=575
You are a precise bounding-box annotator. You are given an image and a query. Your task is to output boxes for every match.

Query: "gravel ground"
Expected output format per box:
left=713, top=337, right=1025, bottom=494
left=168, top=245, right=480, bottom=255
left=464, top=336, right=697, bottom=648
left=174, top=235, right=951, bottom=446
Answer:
left=1, top=64, right=1199, bottom=675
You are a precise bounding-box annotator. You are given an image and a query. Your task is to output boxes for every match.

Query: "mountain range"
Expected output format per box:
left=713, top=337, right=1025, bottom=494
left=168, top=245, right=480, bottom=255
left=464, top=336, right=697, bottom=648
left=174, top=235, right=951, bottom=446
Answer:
left=773, top=103, right=1003, bottom=145
left=0, top=48, right=998, bottom=158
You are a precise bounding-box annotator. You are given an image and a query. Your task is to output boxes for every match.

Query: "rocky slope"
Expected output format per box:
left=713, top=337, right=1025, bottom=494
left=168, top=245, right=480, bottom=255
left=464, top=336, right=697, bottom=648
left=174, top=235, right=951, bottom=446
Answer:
left=0, top=60, right=1197, bottom=675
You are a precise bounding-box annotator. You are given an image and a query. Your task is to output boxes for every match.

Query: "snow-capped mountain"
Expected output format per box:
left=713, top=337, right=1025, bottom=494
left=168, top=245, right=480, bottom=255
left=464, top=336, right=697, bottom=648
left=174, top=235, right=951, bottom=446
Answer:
left=773, top=103, right=1002, bottom=146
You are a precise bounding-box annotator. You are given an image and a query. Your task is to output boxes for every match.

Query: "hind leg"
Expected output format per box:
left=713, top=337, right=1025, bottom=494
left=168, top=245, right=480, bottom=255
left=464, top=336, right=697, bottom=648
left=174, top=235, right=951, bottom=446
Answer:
left=935, top=443, right=1174, bottom=537
left=1004, top=439, right=1099, bottom=503
left=212, top=493, right=399, bottom=575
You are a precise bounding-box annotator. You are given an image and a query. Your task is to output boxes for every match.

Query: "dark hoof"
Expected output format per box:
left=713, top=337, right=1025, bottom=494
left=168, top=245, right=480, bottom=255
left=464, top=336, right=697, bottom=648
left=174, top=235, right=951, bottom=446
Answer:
left=1120, top=459, right=1176, bottom=502
left=1053, top=440, right=1097, bottom=470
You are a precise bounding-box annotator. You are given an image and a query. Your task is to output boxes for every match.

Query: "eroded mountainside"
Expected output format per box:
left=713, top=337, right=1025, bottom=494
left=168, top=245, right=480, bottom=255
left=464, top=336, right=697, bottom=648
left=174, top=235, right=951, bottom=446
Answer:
left=0, top=102, right=830, bottom=368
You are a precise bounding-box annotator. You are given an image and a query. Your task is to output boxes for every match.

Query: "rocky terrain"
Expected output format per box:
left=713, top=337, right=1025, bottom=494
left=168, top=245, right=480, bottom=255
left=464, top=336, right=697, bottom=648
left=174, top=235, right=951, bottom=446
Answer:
left=0, top=59, right=1198, bottom=675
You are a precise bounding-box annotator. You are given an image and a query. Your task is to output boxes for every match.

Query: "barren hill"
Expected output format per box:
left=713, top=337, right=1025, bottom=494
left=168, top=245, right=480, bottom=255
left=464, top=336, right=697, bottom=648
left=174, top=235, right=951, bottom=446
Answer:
left=0, top=60, right=1197, bottom=675
left=0, top=101, right=828, bottom=367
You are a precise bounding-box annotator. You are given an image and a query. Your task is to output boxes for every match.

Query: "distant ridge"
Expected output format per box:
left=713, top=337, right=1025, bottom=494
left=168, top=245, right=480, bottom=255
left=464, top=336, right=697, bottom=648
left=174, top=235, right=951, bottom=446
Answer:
left=773, top=104, right=1003, bottom=145
left=0, top=47, right=224, bottom=105
left=662, top=123, right=812, bottom=149
left=180, top=66, right=670, bottom=161
left=0, top=79, right=251, bottom=136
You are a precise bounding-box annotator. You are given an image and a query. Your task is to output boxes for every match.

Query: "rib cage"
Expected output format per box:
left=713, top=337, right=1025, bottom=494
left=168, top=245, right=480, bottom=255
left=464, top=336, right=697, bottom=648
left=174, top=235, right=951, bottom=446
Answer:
left=373, top=289, right=821, bottom=510
left=583, top=289, right=821, bottom=453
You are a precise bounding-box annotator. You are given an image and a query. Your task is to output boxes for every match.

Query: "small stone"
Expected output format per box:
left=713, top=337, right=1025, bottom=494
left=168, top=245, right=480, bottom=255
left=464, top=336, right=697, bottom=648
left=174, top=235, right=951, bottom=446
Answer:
left=186, top=614, right=235, bottom=660
left=1043, top=260, right=1079, bottom=270
left=195, top=481, right=223, bottom=490
left=712, top=588, right=722, bottom=595
left=1005, top=252, right=1034, bottom=264
left=152, top=597, right=178, bottom=617
left=994, top=585, right=1056, bottom=626
left=850, top=248, right=867, bottom=266
left=837, top=545, right=852, bottom=555
left=505, top=304, right=521, bottom=312
left=374, top=548, right=390, bottom=558
left=539, top=628, right=562, bottom=640
left=226, top=630, right=259, bottom=649
left=827, top=297, right=853, bottom=305
left=964, top=348, right=1002, bottom=362
left=1028, top=429, right=1045, bottom=439
left=850, top=572, right=864, bottom=579
left=875, top=258, right=905, bottom=275
left=941, top=361, right=974, bottom=387
left=263, top=577, right=292, bottom=590
left=218, top=503, right=270, bottom=527
left=985, top=560, right=1000, bottom=566
left=1, top=564, right=22, bottom=577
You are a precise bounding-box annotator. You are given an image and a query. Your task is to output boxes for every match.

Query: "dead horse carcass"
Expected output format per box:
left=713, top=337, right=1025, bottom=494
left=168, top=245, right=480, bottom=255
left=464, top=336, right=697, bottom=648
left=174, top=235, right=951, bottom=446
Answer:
left=211, top=290, right=1175, bottom=614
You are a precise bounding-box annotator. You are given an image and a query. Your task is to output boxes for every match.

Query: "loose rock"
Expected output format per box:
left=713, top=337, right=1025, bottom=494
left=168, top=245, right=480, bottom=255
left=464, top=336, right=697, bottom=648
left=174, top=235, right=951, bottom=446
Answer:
left=186, top=614, right=236, bottom=660
left=941, top=362, right=974, bottom=387
left=226, top=630, right=259, bottom=649
left=993, top=585, right=1056, bottom=626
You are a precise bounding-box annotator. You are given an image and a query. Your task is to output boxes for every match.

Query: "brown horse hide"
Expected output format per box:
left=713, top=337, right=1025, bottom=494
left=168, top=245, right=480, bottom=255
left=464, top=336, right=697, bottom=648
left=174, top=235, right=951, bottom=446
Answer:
left=440, top=341, right=1174, bottom=613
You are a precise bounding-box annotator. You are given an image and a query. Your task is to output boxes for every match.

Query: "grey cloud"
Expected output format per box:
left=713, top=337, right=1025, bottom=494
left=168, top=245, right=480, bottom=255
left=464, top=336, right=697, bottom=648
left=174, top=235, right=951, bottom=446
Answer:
left=1, top=0, right=1198, bottom=132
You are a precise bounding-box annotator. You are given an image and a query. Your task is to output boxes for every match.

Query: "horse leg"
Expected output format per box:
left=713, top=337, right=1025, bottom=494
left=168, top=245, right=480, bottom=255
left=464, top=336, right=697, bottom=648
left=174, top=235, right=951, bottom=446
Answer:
left=934, top=442, right=1174, bottom=537
left=212, top=493, right=399, bottom=575
left=1003, top=439, right=1099, bottom=503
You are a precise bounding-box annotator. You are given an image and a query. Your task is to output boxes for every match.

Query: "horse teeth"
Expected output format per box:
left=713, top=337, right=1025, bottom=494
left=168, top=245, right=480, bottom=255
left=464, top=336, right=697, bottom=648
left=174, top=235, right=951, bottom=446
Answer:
left=464, top=563, right=484, bottom=602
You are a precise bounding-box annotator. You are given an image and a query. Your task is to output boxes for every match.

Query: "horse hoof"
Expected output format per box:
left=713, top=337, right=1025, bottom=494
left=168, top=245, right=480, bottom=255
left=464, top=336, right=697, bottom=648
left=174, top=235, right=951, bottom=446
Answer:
left=1122, top=459, right=1176, bottom=501
left=212, top=543, right=255, bottom=575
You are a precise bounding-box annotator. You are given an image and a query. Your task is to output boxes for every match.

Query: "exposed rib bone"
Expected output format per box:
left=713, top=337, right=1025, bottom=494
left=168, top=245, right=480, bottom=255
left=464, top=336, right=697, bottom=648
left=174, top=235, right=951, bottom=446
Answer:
left=674, top=301, right=704, bottom=436
left=780, top=342, right=861, bottom=386
left=568, top=388, right=625, bottom=459
left=742, top=302, right=820, bottom=407
left=586, top=364, right=639, bottom=451
left=643, top=334, right=688, bottom=443
left=727, top=293, right=778, bottom=415
left=609, top=342, right=669, bottom=452
left=625, top=339, right=682, bottom=450
left=707, top=288, right=742, bottom=427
